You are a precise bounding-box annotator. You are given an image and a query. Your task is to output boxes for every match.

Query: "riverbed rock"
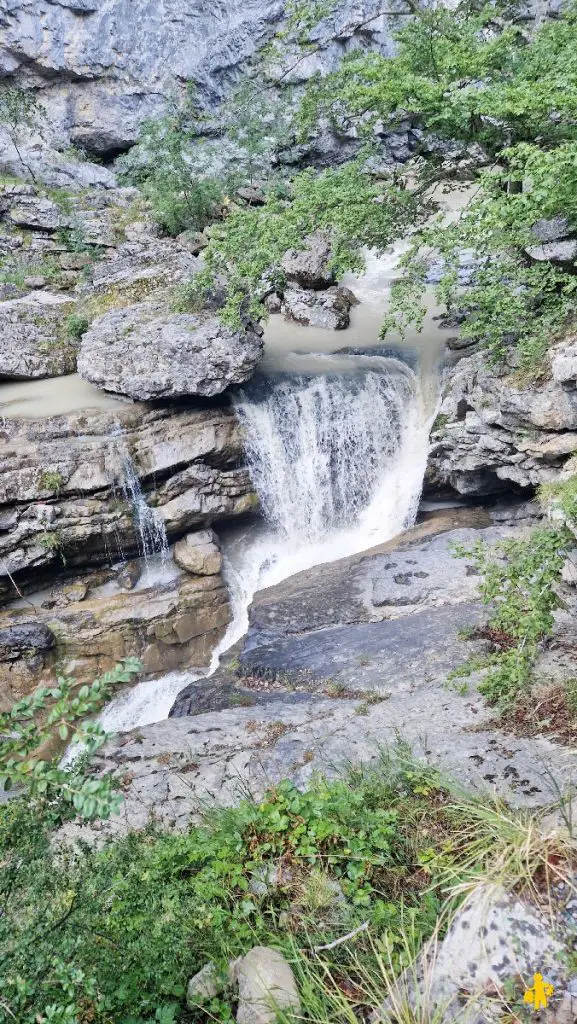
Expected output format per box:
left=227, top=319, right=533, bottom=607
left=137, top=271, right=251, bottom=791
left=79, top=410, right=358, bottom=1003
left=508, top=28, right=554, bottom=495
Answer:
left=173, top=529, right=222, bottom=576
left=233, top=947, right=301, bottom=1024
left=282, top=285, right=352, bottom=329
left=0, top=403, right=255, bottom=589
left=427, top=338, right=577, bottom=496
left=0, top=621, right=55, bottom=660
left=0, top=293, right=77, bottom=379
left=0, top=564, right=231, bottom=707
left=281, top=232, right=334, bottom=290
left=57, top=506, right=577, bottom=843
left=78, top=303, right=264, bottom=399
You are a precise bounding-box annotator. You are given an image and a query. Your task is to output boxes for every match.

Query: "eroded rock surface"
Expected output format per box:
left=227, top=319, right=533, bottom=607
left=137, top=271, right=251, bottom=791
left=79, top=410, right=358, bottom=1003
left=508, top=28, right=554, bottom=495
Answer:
left=282, top=285, right=352, bottom=329
left=78, top=304, right=264, bottom=400
left=428, top=338, right=577, bottom=496
left=0, top=293, right=77, bottom=379
left=60, top=505, right=577, bottom=843
left=0, top=403, right=255, bottom=588
left=373, top=884, right=568, bottom=1023
left=0, top=566, right=230, bottom=708
left=174, top=529, right=223, bottom=576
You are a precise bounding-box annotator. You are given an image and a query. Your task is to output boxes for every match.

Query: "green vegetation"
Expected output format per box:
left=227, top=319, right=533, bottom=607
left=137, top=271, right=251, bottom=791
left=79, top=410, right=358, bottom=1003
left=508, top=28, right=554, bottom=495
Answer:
left=39, top=469, right=65, bottom=494
left=191, top=159, right=426, bottom=327
left=540, top=473, right=577, bottom=522
left=121, top=0, right=577, bottom=368
left=118, top=100, right=231, bottom=236
left=0, top=658, right=140, bottom=816
left=1, top=745, right=573, bottom=1024
left=451, top=528, right=570, bottom=710
left=65, top=313, right=90, bottom=341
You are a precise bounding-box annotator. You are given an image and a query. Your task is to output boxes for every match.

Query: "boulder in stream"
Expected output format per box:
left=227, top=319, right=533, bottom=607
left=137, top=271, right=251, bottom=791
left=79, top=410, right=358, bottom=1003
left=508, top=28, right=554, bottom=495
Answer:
left=78, top=302, right=264, bottom=399
left=281, top=231, right=334, bottom=290
left=0, top=293, right=78, bottom=380
left=173, top=529, right=222, bottom=576
left=282, top=286, right=353, bottom=330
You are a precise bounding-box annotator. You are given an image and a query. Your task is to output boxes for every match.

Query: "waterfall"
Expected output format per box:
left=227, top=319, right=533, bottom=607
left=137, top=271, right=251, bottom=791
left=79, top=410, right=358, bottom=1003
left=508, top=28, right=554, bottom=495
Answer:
left=235, top=356, right=419, bottom=543
left=84, top=351, right=431, bottom=737
left=120, top=455, right=169, bottom=563
left=79, top=352, right=434, bottom=737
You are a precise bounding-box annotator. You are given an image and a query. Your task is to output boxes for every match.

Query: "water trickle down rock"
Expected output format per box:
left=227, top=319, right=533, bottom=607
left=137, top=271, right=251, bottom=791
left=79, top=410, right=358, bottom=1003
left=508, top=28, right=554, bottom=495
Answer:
left=119, top=451, right=169, bottom=564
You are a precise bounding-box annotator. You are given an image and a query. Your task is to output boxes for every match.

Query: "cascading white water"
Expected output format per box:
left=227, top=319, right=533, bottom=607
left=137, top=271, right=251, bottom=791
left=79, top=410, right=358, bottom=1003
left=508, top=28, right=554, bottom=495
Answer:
left=120, top=455, right=169, bottom=563
left=235, top=357, right=417, bottom=541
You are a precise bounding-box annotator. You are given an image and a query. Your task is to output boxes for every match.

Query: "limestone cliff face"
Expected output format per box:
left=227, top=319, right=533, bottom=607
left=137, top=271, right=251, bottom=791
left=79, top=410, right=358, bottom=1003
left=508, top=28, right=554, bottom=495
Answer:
left=426, top=339, right=577, bottom=498
left=0, top=0, right=402, bottom=165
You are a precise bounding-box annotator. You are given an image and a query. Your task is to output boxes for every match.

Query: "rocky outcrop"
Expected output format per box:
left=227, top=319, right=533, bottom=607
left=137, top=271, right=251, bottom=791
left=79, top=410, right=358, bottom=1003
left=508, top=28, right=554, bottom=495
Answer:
left=58, top=505, right=577, bottom=842
left=282, top=285, right=353, bottom=329
left=0, top=403, right=255, bottom=590
left=427, top=337, right=577, bottom=496
left=0, top=565, right=231, bottom=708
left=0, top=292, right=78, bottom=379
left=78, top=303, right=264, bottom=400
left=173, top=529, right=222, bottom=576
left=0, top=0, right=410, bottom=174
left=281, top=232, right=334, bottom=290
left=374, top=884, right=568, bottom=1024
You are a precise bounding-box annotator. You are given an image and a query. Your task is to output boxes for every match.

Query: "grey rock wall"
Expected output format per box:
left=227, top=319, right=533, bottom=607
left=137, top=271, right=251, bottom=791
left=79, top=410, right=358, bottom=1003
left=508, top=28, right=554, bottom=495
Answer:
left=0, top=0, right=405, bottom=163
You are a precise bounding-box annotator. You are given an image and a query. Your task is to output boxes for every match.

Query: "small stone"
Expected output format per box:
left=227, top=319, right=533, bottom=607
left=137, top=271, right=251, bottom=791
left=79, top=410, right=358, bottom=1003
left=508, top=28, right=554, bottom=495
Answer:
left=531, top=217, right=571, bottom=243
left=173, top=530, right=222, bottom=576
left=236, top=184, right=266, bottom=205
left=186, top=962, right=226, bottom=1005
left=59, top=253, right=93, bottom=270
left=561, top=551, right=577, bottom=586
left=0, top=621, right=56, bottom=660
left=233, top=946, right=301, bottom=1024
left=116, top=560, right=142, bottom=590
left=23, top=275, right=46, bottom=289
left=176, top=230, right=207, bottom=255
left=60, top=582, right=88, bottom=604
left=263, top=292, right=282, bottom=314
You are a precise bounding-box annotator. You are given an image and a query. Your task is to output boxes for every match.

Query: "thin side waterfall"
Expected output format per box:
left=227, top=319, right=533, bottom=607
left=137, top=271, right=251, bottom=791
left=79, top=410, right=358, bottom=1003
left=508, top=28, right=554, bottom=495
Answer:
left=120, top=455, right=169, bottom=563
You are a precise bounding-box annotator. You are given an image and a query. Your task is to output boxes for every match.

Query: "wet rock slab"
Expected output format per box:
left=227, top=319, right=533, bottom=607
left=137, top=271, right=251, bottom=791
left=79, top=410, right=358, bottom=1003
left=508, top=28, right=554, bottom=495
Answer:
left=60, top=505, right=577, bottom=844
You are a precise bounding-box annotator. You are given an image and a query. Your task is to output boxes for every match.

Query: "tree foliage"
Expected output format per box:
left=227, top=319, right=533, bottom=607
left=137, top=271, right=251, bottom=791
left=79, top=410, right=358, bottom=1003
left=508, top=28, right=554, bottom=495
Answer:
left=190, top=158, right=429, bottom=326
left=0, top=657, right=141, bottom=819
left=168, top=0, right=577, bottom=367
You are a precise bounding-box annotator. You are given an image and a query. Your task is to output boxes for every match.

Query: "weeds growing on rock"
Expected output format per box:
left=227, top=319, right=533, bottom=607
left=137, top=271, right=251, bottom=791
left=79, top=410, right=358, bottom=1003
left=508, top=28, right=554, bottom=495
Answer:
left=450, top=528, right=570, bottom=711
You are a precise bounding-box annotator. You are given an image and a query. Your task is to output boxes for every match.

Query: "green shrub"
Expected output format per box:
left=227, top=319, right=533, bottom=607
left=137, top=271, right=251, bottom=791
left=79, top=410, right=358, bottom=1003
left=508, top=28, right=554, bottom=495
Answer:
left=65, top=313, right=90, bottom=340
left=0, top=753, right=459, bottom=1024
left=0, top=658, right=141, bottom=816
left=451, top=527, right=570, bottom=708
